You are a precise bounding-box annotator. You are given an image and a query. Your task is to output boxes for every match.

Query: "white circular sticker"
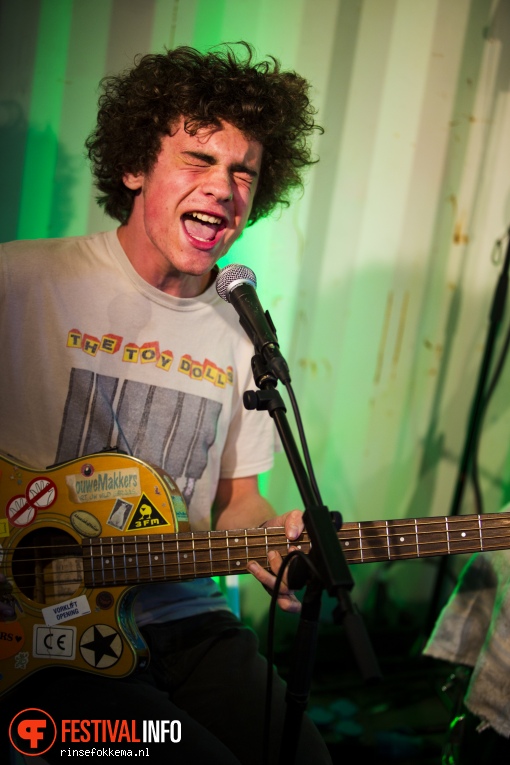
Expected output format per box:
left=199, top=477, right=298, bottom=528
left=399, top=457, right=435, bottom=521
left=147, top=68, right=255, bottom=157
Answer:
left=26, top=477, right=57, bottom=508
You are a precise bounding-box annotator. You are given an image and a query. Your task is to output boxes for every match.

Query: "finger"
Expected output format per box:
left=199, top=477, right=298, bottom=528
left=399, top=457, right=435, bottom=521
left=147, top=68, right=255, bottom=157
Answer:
left=247, top=558, right=290, bottom=596
left=247, top=559, right=277, bottom=589
left=247, top=560, right=302, bottom=613
left=267, top=549, right=283, bottom=576
left=283, top=510, right=304, bottom=541
left=273, top=591, right=302, bottom=613
left=261, top=510, right=304, bottom=541
left=247, top=554, right=294, bottom=599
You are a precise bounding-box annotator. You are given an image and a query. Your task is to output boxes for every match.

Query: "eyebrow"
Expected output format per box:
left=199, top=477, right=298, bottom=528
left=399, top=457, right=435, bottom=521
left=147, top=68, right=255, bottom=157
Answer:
left=183, top=150, right=259, bottom=178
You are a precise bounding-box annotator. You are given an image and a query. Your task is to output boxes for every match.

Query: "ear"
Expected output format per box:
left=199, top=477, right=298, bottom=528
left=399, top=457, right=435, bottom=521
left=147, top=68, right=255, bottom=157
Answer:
left=123, top=171, right=144, bottom=190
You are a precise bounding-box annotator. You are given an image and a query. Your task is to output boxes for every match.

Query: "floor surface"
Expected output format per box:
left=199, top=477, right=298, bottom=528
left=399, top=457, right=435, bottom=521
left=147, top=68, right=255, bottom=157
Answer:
left=270, top=621, right=463, bottom=764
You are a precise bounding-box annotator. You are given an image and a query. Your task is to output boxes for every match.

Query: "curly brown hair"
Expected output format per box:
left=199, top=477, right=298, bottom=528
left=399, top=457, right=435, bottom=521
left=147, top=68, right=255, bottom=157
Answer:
left=85, top=42, right=322, bottom=225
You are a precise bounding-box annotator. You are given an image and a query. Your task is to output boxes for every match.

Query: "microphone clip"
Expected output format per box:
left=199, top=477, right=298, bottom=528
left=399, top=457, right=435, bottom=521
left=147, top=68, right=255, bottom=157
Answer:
left=243, top=354, right=287, bottom=415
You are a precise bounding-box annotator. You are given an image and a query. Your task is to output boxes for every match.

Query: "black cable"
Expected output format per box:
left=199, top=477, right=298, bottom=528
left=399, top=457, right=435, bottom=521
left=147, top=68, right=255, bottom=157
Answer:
left=284, top=381, right=323, bottom=507
left=469, top=319, right=510, bottom=513
left=469, top=231, right=510, bottom=514
left=262, top=549, right=320, bottom=765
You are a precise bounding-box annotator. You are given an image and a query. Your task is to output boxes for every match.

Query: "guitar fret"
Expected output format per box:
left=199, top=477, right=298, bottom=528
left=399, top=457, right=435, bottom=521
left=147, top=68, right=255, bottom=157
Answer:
left=162, top=534, right=167, bottom=580
left=135, top=537, right=140, bottom=582
left=112, top=540, right=116, bottom=582
left=227, top=531, right=231, bottom=574
left=129, top=538, right=138, bottom=584
left=121, top=537, right=127, bottom=582
left=340, top=531, right=353, bottom=559
left=212, top=530, right=225, bottom=576
left=234, top=535, right=241, bottom=569
left=181, top=536, right=191, bottom=574
left=226, top=531, right=232, bottom=573
left=147, top=534, right=165, bottom=582
left=231, top=532, right=237, bottom=573
left=147, top=535, right=152, bottom=582
left=99, top=539, right=106, bottom=584
left=442, top=516, right=483, bottom=553
left=194, top=531, right=218, bottom=576
left=152, top=535, right=164, bottom=580
left=85, top=542, right=95, bottom=586
left=79, top=511, right=510, bottom=590
left=98, top=539, right=112, bottom=586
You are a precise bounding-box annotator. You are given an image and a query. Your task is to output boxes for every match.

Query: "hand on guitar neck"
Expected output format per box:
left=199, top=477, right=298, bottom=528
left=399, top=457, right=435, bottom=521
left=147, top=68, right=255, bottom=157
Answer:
left=247, top=509, right=304, bottom=614
left=212, top=473, right=305, bottom=614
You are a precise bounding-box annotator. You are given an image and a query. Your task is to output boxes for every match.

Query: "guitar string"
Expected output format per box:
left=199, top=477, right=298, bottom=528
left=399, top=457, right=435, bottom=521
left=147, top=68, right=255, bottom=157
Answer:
left=10, top=535, right=510, bottom=590
left=10, top=543, right=510, bottom=589
left=5, top=511, right=507, bottom=552
left=5, top=515, right=509, bottom=560
left=7, top=532, right=510, bottom=570
left=6, top=517, right=510, bottom=589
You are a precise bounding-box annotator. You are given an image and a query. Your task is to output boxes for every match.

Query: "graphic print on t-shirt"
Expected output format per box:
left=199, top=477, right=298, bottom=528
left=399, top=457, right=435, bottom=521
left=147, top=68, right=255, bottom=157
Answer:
left=55, top=369, right=222, bottom=506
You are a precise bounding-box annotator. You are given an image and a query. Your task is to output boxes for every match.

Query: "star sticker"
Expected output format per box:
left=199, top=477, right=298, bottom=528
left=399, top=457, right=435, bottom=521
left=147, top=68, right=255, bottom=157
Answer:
left=79, top=624, right=122, bottom=668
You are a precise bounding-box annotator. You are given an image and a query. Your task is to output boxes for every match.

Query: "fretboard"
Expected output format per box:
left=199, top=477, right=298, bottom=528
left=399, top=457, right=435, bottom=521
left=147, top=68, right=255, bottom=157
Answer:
left=82, top=511, right=510, bottom=588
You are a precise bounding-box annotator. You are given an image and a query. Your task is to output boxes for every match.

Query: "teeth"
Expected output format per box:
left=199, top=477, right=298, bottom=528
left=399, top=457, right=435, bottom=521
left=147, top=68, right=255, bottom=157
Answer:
left=190, top=211, right=223, bottom=224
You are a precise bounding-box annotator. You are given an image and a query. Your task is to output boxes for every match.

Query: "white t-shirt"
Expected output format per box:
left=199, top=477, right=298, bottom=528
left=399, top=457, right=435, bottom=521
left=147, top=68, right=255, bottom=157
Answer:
left=0, top=229, right=275, bottom=622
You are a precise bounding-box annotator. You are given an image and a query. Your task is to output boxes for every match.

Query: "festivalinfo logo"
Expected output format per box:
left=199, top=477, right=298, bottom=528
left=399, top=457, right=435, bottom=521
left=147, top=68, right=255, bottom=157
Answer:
left=9, top=707, right=181, bottom=757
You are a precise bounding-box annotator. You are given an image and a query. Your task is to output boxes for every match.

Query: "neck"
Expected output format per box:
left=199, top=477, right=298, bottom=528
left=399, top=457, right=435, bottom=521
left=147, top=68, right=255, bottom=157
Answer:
left=116, top=225, right=214, bottom=298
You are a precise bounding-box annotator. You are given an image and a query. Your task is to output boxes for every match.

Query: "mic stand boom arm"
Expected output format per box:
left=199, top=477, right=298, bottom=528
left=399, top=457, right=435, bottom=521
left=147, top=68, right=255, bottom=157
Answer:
left=244, top=354, right=381, bottom=765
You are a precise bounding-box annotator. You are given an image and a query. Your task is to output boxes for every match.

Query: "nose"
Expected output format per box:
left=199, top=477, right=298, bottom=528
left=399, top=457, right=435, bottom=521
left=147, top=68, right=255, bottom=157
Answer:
left=202, top=165, right=233, bottom=202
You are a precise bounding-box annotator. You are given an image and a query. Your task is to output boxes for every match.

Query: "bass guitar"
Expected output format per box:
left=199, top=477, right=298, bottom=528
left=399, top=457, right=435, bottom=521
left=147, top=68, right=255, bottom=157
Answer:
left=1, top=452, right=509, bottom=697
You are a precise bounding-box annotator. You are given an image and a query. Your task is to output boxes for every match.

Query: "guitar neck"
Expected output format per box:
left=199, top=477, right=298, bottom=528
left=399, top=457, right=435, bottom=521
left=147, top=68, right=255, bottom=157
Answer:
left=82, top=511, right=510, bottom=588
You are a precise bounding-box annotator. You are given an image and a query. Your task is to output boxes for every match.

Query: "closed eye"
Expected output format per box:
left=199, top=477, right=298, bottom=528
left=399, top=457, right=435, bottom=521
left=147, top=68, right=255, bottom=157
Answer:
left=182, top=152, right=258, bottom=182
left=182, top=151, right=213, bottom=168
left=233, top=171, right=256, bottom=185
left=231, top=164, right=258, bottom=183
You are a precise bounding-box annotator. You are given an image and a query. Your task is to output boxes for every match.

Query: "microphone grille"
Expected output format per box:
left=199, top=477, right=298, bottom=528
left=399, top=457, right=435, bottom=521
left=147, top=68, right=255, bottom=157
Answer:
left=216, top=263, right=257, bottom=302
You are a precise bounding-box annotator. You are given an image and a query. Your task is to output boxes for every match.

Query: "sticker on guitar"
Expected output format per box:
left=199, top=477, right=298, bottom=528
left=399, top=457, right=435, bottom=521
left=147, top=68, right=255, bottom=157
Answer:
left=106, top=500, right=134, bottom=532
left=33, top=625, right=76, bottom=660
left=79, top=624, right=123, bottom=669
left=6, top=477, right=57, bottom=528
left=126, top=495, right=170, bottom=531
left=66, top=467, right=140, bottom=504
left=42, top=595, right=91, bottom=627
left=0, top=619, right=25, bottom=659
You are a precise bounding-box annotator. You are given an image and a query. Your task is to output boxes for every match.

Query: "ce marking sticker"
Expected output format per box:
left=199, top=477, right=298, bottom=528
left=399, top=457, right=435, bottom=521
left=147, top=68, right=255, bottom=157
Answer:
left=33, top=625, right=76, bottom=660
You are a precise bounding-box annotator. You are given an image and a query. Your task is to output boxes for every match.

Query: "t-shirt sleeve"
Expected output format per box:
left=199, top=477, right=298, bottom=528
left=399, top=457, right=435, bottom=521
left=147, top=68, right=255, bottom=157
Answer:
left=219, top=342, right=276, bottom=479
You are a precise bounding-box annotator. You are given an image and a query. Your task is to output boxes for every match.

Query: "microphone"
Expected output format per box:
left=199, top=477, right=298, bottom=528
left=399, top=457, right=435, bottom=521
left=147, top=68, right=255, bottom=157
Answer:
left=216, top=264, right=291, bottom=384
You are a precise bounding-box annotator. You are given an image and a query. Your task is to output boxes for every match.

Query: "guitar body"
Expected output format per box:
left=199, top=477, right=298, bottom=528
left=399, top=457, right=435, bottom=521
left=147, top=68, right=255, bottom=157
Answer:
left=0, top=452, right=190, bottom=697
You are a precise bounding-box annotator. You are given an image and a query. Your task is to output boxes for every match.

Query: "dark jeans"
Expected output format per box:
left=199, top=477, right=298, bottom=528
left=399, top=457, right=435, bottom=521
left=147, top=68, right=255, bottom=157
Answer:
left=2, top=610, right=332, bottom=765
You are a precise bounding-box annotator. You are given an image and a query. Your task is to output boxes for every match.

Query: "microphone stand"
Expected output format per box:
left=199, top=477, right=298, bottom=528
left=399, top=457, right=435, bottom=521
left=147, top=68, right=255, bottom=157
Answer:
left=244, top=354, right=381, bottom=765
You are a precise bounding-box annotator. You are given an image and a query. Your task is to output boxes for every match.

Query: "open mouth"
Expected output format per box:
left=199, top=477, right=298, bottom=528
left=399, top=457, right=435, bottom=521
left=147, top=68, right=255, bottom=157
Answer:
left=182, top=211, right=227, bottom=243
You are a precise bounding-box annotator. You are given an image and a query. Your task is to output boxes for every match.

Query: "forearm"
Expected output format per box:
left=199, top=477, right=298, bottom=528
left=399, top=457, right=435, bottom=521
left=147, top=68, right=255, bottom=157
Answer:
left=213, top=482, right=276, bottom=531
left=213, top=476, right=304, bottom=613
